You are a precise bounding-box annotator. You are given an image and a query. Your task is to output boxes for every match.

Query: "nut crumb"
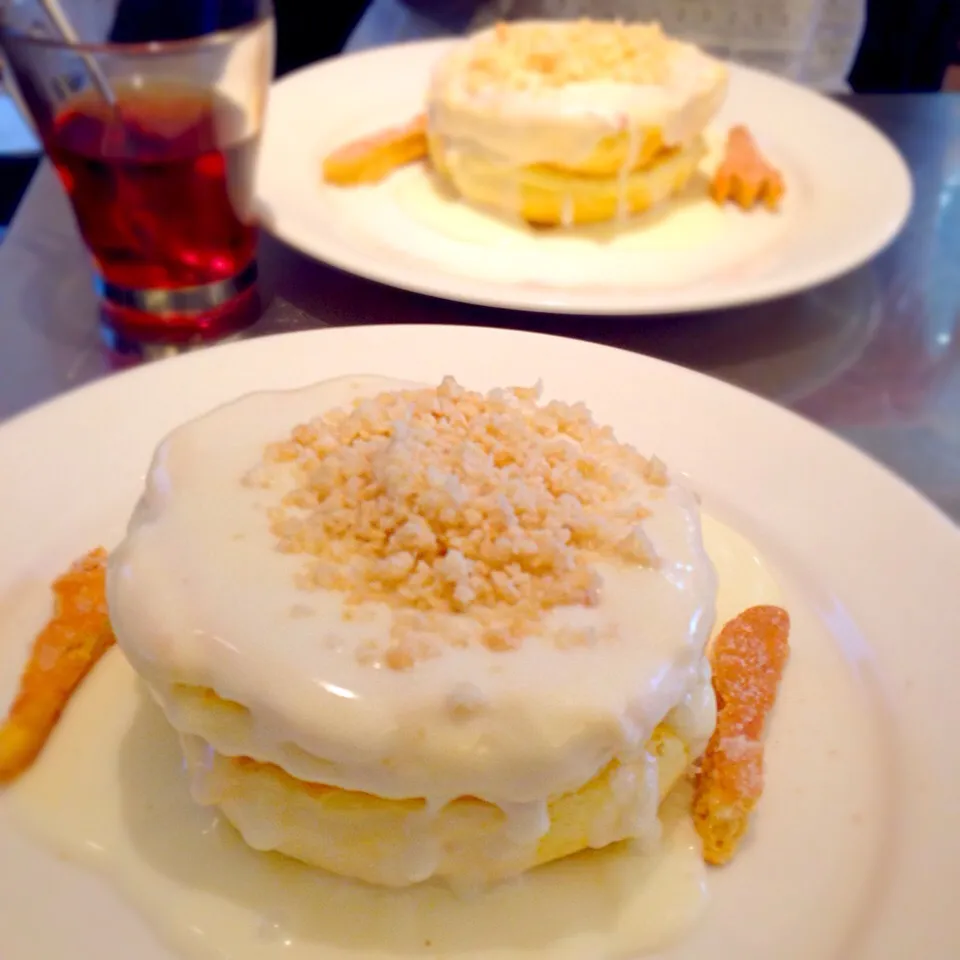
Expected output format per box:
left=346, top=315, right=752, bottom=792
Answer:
left=257, top=377, right=664, bottom=667
left=467, top=19, right=672, bottom=91
left=447, top=681, right=487, bottom=719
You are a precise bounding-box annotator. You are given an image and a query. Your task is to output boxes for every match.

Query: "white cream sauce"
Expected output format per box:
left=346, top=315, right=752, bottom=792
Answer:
left=338, top=136, right=795, bottom=290
left=106, top=374, right=718, bottom=816
left=4, top=515, right=781, bottom=960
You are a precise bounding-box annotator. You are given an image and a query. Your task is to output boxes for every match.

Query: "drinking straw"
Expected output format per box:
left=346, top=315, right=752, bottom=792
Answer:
left=35, top=0, right=117, bottom=106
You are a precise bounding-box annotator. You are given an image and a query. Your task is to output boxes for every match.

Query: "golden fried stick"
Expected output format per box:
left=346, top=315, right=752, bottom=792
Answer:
left=322, top=113, right=429, bottom=186
left=711, top=125, right=786, bottom=211
left=693, top=604, right=790, bottom=865
left=0, top=548, right=115, bottom=784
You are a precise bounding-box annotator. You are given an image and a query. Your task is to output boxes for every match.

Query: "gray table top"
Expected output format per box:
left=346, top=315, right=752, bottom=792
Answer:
left=1, top=93, right=958, bottom=518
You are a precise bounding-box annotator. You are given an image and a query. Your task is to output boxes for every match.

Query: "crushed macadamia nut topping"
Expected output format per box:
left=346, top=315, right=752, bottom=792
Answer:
left=246, top=377, right=669, bottom=666
left=465, top=20, right=672, bottom=92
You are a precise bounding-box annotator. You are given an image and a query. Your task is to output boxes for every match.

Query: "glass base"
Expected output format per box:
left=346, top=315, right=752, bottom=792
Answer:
left=97, top=262, right=260, bottom=358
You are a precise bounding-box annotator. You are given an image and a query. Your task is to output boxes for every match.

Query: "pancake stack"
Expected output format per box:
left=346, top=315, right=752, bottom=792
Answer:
left=427, top=20, right=728, bottom=225
left=108, top=375, right=718, bottom=887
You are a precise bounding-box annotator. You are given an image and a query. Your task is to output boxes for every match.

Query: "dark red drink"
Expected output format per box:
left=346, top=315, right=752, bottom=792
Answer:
left=44, top=83, right=260, bottom=344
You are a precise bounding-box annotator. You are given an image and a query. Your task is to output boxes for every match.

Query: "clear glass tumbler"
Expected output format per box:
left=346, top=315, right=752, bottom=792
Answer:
left=0, top=11, right=274, bottom=351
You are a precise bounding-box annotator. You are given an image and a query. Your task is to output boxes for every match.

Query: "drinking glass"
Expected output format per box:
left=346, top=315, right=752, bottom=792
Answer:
left=0, top=11, right=274, bottom=352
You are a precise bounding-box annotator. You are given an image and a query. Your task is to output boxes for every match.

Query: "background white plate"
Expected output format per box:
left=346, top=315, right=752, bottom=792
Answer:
left=1, top=325, right=958, bottom=959
left=256, top=42, right=913, bottom=315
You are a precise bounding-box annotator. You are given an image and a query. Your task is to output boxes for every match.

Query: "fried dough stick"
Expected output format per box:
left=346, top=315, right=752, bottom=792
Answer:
left=0, top=548, right=115, bottom=784
left=694, top=604, right=790, bottom=864
left=711, top=125, right=786, bottom=211
left=322, top=113, right=429, bottom=186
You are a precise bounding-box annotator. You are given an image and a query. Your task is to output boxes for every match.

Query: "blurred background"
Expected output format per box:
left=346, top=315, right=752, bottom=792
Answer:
left=0, top=0, right=957, bottom=240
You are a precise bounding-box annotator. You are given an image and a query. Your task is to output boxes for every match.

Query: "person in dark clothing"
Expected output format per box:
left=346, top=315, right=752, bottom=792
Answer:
left=108, top=0, right=369, bottom=75
left=349, top=0, right=960, bottom=93
left=92, top=0, right=960, bottom=92
left=849, top=0, right=960, bottom=92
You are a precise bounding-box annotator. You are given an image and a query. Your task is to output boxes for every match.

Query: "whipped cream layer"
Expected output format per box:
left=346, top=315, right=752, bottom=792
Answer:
left=107, top=375, right=718, bottom=810
left=427, top=21, right=728, bottom=169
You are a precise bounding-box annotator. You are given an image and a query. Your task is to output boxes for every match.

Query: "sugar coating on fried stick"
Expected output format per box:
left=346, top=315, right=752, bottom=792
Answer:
left=693, top=604, right=790, bottom=864
left=322, top=113, right=429, bottom=186
left=710, top=125, right=786, bottom=211
left=0, top=548, right=115, bottom=784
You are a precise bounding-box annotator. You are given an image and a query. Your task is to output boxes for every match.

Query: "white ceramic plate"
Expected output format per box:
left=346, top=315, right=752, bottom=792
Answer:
left=1, top=325, right=958, bottom=960
left=256, top=41, right=913, bottom=315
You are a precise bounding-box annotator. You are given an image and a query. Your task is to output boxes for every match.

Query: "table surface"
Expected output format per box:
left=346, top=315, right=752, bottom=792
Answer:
left=0, top=94, right=958, bottom=518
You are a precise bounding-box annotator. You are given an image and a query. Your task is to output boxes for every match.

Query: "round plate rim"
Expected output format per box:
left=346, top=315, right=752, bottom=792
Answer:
left=1, top=324, right=958, bottom=959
